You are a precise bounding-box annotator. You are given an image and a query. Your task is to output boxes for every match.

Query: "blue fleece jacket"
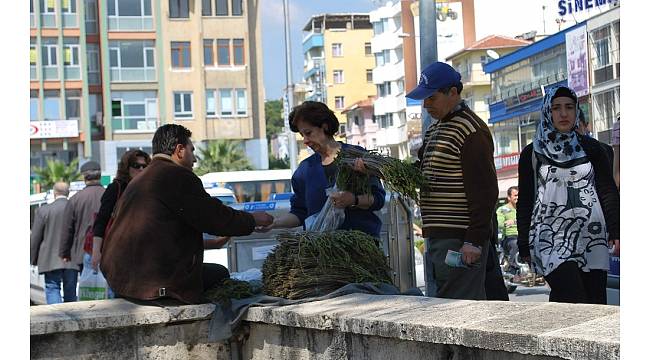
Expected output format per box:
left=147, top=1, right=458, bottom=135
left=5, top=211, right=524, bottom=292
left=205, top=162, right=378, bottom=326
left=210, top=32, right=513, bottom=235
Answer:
left=289, top=143, right=386, bottom=237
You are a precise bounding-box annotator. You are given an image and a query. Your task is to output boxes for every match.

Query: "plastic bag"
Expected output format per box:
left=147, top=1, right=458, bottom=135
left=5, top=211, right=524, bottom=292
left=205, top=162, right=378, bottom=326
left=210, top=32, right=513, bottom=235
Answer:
left=78, top=266, right=109, bottom=301
left=305, top=186, right=346, bottom=232
left=230, top=268, right=263, bottom=282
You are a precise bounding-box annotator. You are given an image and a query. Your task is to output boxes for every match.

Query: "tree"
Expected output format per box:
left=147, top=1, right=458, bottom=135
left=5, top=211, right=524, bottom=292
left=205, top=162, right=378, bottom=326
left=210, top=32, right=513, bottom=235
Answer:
left=265, top=99, right=284, bottom=141
left=195, top=140, right=253, bottom=176
left=32, top=158, right=81, bottom=191
left=268, top=155, right=290, bottom=170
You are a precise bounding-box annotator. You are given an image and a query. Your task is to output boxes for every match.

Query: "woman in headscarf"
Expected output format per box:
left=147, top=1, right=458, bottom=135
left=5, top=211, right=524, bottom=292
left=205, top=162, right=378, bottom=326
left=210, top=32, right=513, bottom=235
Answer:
left=516, top=85, right=619, bottom=304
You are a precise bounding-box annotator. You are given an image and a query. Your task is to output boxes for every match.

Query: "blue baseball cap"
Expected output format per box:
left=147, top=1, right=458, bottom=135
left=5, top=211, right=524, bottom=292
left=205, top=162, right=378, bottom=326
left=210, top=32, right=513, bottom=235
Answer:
left=406, top=61, right=462, bottom=100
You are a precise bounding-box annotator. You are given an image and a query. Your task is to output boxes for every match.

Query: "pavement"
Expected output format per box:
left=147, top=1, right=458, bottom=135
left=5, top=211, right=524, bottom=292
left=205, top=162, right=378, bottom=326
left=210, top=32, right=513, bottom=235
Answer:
left=509, top=284, right=551, bottom=302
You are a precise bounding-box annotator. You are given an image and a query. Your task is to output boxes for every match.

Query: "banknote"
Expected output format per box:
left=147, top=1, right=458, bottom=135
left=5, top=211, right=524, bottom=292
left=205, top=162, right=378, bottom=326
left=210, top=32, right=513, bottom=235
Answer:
left=444, top=250, right=480, bottom=268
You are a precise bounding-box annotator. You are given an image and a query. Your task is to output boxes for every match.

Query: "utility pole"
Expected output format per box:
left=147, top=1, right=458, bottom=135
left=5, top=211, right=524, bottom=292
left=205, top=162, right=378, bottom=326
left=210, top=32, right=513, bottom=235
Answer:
left=283, top=0, right=298, bottom=172
left=419, top=0, right=438, bottom=135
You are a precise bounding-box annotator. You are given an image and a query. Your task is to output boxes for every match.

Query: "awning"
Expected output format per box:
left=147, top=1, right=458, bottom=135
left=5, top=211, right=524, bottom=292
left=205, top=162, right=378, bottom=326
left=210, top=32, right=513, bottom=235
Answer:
left=498, top=177, right=518, bottom=199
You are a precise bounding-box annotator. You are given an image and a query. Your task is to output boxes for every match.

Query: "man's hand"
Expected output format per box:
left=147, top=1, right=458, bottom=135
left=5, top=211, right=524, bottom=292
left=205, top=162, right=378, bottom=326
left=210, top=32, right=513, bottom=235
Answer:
left=61, top=256, right=70, bottom=263
left=459, top=243, right=481, bottom=265
left=504, top=219, right=515, bottom=226
left=252, top=212, right=273, bottom=227
left=330, top=191, right=355, bottom=209
left=91, top=251, right=101, bottom=271
left=255, top=219, right=275, bottom=233
left=609, top=239, right=620, bottom=257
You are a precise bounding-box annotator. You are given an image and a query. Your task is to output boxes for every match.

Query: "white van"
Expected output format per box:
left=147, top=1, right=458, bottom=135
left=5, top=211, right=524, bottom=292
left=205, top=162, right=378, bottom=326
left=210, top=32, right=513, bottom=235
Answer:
left=205, top=186, right=237, bottom=205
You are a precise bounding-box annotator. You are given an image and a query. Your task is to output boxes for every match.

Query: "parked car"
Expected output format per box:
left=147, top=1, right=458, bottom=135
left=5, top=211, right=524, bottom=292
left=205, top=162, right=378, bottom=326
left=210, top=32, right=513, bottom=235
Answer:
left=205, top=187, right=238, bottom=205
left=268, top=192, right=293, bottom=201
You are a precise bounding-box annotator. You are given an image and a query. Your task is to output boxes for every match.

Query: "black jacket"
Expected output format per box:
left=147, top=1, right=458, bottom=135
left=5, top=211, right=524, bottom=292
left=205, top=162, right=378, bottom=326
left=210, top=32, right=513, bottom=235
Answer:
left=93, top=178, right=128, bottom=238
left=516, top=135, right=620, bottom=258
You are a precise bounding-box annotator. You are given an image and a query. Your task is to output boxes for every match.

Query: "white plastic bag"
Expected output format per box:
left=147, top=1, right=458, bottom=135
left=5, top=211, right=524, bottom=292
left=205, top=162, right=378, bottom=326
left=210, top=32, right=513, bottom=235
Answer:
left=78, top=266, right=109, bottom=301
left=230, top=268, right=263, bottom=282
left=305, top=186, right=346, bottom=232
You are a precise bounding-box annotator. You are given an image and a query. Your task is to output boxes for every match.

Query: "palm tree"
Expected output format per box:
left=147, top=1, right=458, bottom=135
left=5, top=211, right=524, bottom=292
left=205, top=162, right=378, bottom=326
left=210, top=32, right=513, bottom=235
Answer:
left=32, top=158, right=81, bottom=191
left=195, top=140, right=253, bottom=175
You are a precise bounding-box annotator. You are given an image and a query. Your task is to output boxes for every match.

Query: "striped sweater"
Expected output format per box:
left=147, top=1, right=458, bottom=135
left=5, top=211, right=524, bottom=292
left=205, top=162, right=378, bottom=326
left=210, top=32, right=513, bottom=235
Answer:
left=417, top=101, right=498, bottom=246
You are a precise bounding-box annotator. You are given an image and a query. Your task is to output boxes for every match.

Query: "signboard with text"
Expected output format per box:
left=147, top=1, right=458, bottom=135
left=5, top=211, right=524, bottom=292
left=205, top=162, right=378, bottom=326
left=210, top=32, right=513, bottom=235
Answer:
left=503, top=87, right=543, bottom=110
left=494, top=152, right=520, bottom=174
left=30, top=120, right=79, bottom=139
left=566, top=25, right=590, bottom=97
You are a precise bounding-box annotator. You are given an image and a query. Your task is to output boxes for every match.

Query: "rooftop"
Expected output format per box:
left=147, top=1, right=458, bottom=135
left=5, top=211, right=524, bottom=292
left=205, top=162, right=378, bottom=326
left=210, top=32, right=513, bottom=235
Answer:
left=446, top=35, right=531, bottom=60
left=303, top=13, right=372, bottom=32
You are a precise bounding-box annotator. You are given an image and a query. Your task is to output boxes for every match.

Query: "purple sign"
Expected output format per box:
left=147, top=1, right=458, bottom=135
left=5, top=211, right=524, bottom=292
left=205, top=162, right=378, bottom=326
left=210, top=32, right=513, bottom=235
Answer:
left=566, top=25, right=589, bottom=97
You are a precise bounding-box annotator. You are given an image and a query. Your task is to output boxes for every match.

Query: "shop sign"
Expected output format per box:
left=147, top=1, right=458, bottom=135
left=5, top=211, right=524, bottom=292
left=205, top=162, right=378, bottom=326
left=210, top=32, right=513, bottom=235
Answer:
left=494, top=152, right=520, bottom=174
left=566, top=25, right=589, bottom=97
left=504, top=87, right=543, bottom=110
left=558, top=0, right=618, bottom=16
left=30, top=120, right=79, bottom=139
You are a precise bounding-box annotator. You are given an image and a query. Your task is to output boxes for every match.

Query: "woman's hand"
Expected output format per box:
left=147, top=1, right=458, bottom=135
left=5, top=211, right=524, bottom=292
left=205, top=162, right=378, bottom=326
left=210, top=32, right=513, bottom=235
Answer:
left=255, top=220, right=275, bottom=233
left=330, top=191, right=355, bottom=209
left=353, top=158, right=368, bottom=173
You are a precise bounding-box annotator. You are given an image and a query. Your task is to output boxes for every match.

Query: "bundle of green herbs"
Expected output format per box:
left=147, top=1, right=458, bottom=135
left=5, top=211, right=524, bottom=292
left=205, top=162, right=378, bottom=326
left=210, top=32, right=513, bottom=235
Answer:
left=203, top=279, right=254, bottom=306
left=262, top=230, right=393, bottom=300
left=335, top=146, right=425, bottom=203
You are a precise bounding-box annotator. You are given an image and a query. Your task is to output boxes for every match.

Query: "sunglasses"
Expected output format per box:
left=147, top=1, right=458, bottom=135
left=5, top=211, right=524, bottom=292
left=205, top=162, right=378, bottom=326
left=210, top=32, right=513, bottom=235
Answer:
left=130, top=163, right=147, bottom=170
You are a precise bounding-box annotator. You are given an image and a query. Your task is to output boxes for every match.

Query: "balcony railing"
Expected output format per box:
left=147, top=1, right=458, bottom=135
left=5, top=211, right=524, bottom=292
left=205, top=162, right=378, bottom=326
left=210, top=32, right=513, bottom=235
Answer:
left=112, top=117, right=157, bottom=133
left=63, top=13, right=78, bottom=28
left=108, top=16, right=153, bottom=31
left=41, top=14, right=56, bottom=27
left=30, top=66, right=37, bottom=80
left=64, top=66, right=81, bottom=80
left=43, top=67, right=58, bottom=80
left=459, top=69, right=490, bottom=85
left=88, top=71, right=100, bottom=85
left=30, top=14, right=35, bottom=28
left=110, top=67, right=156, bottom=82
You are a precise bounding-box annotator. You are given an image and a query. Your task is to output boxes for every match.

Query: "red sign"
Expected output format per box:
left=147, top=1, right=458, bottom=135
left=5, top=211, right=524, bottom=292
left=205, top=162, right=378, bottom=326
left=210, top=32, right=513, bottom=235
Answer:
left=494, top=152, right=520, bottom=174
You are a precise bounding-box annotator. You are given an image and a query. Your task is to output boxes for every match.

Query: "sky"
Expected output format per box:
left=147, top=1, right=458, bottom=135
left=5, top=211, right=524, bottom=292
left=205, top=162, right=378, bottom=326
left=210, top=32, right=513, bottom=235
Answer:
left=261, top=0, right=613, bottom=100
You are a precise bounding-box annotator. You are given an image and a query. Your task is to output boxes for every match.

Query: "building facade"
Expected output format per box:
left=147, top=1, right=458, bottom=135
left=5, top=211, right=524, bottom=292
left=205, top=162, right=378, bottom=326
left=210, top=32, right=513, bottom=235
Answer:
left=342, top=97, right=379, bottom=151
left=30, top=0, right=267, bottom=179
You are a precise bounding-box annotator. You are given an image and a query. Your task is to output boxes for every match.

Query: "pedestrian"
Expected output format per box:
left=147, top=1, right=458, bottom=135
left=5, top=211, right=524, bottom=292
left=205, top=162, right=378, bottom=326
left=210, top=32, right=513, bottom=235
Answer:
left=256, top=101, right=386, bottom=238
left=517, top=85, right=620, bottom=304
left=59, top=160, right=105, bottom=300
left=496, top=186, right=520, bottom=278
left=100, top=124, right=274, bottom=304
left=577, top=108, right=614, bottom=169
left=406, top=61, right=498, bottom=300
left=30, top=182, right=78, bottom=303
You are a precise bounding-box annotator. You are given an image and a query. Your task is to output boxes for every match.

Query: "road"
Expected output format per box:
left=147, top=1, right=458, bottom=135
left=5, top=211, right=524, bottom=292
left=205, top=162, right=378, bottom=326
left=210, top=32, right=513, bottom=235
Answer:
left=509, top=284, right=551, bottom=302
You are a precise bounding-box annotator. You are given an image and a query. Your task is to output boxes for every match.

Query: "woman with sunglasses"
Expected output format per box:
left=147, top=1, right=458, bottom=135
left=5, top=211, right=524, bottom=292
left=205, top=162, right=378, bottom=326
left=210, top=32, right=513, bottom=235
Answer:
left=90, top=149, right=151, bottom=289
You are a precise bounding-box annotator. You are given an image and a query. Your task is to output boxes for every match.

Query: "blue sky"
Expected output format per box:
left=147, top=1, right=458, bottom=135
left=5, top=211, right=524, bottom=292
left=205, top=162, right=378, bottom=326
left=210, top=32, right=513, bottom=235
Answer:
left=261, top=0, right=376, bottom=100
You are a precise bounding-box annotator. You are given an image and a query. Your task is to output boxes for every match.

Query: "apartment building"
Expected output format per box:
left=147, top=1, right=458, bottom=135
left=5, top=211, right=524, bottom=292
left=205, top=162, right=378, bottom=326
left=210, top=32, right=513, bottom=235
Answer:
left=301, top=14, right=375, bottom=136
left=342, top=97, right=379, bottom=151
left=30, top=0, right=267, bottom=177
left=445, top=35, right=530, bottom=123
left=369, top=1, right=418, bottom=160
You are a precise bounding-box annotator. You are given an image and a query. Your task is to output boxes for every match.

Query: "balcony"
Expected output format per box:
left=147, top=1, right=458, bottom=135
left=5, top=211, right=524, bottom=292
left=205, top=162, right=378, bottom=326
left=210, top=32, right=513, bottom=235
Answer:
left=112, top=116, right=157, bottom=133
left=63, top=13, right=78, bottom=28
left=64, top=66, right=81, bottom=80
left=108, top=16, right=153, bottom=31
left=375, top=124, right=408, bottom=147
left=41, top=13, right=56, bottom=27
left=371, top=32, right=402, bottom=53
left=374, top=95, right=406, bottom=115
left=110, top=67, right=156, bottom=82
left=459, top=68, right=490, bottom=86
left=30, top=13, right=35, bottom=28
left=302, top=33, right=324, bottom=54
left=30, top=66, right=37, bottom=80
left=43, top=66, right=58, bottom=80
left=372, top=60, right=404, bottom=84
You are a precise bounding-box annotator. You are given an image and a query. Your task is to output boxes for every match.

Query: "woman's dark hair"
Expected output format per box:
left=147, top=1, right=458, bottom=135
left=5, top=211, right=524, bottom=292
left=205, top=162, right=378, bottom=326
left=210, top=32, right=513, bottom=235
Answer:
left=152, top=124, right=192, bottom=155
left=115, top=149, right=151, bottom=182
left=288, top=101, right=339, bottom=137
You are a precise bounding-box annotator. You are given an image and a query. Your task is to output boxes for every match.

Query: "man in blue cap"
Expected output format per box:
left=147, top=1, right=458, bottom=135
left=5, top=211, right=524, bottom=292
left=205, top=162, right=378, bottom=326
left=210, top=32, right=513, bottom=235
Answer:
left=409, top=61, right=498, bottom=300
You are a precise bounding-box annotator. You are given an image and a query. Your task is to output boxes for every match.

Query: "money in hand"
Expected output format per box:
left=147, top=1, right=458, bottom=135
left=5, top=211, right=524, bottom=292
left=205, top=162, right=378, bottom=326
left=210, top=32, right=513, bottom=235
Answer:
left=445, top=250, right=468, bottom=268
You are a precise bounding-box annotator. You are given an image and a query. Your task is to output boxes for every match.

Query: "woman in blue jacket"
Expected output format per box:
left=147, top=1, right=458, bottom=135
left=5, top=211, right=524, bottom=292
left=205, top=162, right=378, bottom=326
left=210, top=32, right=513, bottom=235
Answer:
left=258, top=101, right=385, bottom=237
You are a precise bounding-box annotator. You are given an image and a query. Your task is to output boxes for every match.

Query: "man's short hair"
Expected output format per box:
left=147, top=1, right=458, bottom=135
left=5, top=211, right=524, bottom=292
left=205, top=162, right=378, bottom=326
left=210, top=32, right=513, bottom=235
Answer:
left=578, top=108, right=587, bottom=125
left=152, top=124, right=192, bottom=156
left=507, top=186, right=518, bottom=197
left=439, top=82, right=464, bottom=96
left=53, top=182, right=70, bottom=197
left=83, top=170, right=101, bottom=181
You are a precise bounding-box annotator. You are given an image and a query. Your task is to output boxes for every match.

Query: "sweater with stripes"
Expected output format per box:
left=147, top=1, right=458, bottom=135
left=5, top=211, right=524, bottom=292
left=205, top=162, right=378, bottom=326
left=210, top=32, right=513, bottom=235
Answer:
left=417, top=101, right=498, bottom=247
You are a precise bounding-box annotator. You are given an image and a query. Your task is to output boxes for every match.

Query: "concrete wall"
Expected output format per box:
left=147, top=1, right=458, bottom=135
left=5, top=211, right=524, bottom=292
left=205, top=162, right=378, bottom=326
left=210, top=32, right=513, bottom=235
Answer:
left=31, top=294, right=619, bottom=360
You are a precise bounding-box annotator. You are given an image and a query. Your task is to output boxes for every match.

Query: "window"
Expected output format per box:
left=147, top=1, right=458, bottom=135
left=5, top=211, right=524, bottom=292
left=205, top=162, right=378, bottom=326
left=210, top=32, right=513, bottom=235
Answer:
left=216, top=0, right=228, bottom=15
left=169, top=0, right=189, bottom=18
left=85, top=0, right=98, bottom=33
left=365, top=42, right=372, bottom=56
left=593, top=26, right=611, bottom=69
left=233, top=39, right=244, bottom=65
left=332, top=43, right=342, bottom=57
left=206, top=89, right=217, bottom=116
left=335, top=96, right=345, bottom=110
left=383, top=49, right=391, bottom=64
left=65, top=90, right=81, bottom=119
left=30, top=90, right=39, bottom=121
left=87, top=44, right=101, bottom=84
left=108, top=0, right=152, bottom=16
left=202, top=0, right=212, bottom=15
left=41, top=42, right=57, bottom=67
left=373, top=21, right=383, bottom=35
left=62, top=0, right=77, bottom=14
left=111, top=91, right=158, bottom=131
left=333, top=70, right=344, bottom=84
left=109, top=40, right=156, bottom=81
left=220, top=89, right=232, bottom=116
left=375, top=52, right=384, bottom=66
left=231, top=0, right=242, bottom=15
left=40, top=0, right=55, bottom=14
left=217, top=39, right=230, bottom=65
left=235, top=89, right=246, bottom=115
left=174, top=92, right=193, bottom=118
left=171, top=41, right=191, bottom=68
left=397, top=79, right=404, bottom=94
left=43, top=90, right=61, bottom=120
left=366, top=69, right=372, bottom=83
left=377, top=82, right=392, bottom=97
left=203, top=39, right=214, bottom=66
left=63, top=43, right=80, bottom=66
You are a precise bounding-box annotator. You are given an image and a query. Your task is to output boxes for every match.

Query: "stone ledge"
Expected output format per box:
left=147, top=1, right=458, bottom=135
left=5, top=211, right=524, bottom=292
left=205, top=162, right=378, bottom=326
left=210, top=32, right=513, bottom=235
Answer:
left=30, top=299, right=216, bottom=336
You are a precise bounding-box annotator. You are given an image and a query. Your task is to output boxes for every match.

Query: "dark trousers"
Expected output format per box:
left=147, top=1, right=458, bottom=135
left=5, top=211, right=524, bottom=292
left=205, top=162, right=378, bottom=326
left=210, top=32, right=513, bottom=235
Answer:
left=502, top=236, right=520, bottom=274
left=485, top=241, right=509, bottom=301
left=544, top=261, right=607, bottom=304
left=202, top=263, right=230, bottom=291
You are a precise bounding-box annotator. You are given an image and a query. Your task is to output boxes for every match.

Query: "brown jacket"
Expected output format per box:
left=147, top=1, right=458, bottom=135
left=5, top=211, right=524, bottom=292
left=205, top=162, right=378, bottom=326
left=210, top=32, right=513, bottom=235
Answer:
left=100, top=155, right=256, bottom=304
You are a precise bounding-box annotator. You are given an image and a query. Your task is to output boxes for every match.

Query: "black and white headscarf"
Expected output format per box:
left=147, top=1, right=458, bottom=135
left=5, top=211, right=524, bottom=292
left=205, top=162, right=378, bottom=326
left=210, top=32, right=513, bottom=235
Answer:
left=533, top=86, right=587, bottom=164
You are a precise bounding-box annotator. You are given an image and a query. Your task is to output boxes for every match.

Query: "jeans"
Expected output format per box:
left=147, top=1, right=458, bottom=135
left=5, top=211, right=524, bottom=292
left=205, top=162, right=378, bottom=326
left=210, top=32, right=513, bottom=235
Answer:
left=44, top=269, right=79, bottom=304
left=82, top=252, right=115, bottom=299
left=502, top=236, right=520, bottom=275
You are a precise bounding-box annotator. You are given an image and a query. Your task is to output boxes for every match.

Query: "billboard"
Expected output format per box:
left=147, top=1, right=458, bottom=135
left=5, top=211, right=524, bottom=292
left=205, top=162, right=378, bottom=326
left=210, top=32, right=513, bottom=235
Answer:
left=566, top=25, right=589, bottom=97
left=29, top=120, right=79, bottom=139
